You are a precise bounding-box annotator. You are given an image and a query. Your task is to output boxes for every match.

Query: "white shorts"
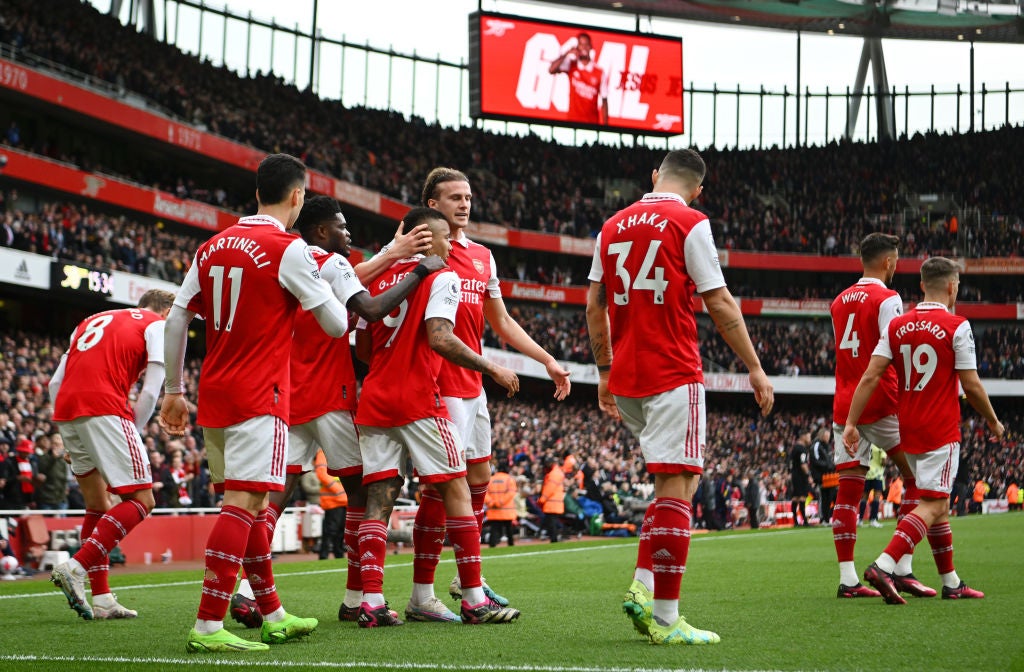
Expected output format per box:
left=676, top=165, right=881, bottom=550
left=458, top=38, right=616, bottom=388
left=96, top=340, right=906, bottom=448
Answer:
left=833, top=416, right=901, bottom=471
left=443, top=391, right=491, bottom=464
left=906, top=443, right=960, bottom=498
left=615, top=382, right=706, bottom=475
left=288, top=410, right=361, bottom=477
left=57, top=416, right=151, bottom=495
left=204, top=415, right=287, bottom=493
left=358, top=417, right=466, bottom=486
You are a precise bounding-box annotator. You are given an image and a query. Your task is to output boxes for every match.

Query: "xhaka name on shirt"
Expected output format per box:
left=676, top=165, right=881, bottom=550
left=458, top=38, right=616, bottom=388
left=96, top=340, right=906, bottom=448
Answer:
left=199, top=236, right=271, bottom=269
left=614, top=211, right=668, bottom=233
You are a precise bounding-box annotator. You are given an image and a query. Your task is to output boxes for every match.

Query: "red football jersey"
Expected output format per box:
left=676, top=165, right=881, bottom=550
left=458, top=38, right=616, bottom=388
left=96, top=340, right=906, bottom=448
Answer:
left=436, top=238, right=500, bottom=399
left=588, top=192, right=726, bottom=398
left=53, top=308, right=165, bottom=422
left=290, top=247, right=366, bottom=425
left=875, top=303, right=975, bottom=454
left=175, top=215, right=334, bottom=428
left=830, top=278, right=902, bottom=425
left=355, top=260, right=461, bottom=427
left=568, top=61, right=606, bottom=124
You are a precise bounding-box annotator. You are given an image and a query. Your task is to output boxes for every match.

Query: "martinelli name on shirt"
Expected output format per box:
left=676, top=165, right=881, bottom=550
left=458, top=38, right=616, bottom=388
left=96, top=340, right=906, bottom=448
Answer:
left=199, top=236, right=271, bottom=269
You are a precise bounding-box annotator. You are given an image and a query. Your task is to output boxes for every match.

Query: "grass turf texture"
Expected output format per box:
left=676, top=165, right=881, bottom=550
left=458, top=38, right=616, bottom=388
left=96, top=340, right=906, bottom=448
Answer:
left=2, top=513, right=1023, bottom=672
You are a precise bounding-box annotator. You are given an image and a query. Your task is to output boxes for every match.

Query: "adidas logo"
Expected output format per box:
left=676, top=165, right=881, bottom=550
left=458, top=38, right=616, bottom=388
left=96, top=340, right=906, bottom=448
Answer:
left=14, top=260, right=30, bottom=281
left=452, top=543, right=463, bottom=552
left=652, top=548, right=675, bottom=560
left=433, top=538, right=445, bottom=545
left=361, top=551, right=375, bottom=562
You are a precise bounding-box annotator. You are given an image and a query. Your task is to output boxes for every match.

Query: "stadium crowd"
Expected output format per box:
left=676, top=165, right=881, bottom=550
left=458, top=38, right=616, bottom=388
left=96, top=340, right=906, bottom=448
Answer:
left=2, top=330, right=1019, bottom=518
left=2, top=0, right=1024, bottom=258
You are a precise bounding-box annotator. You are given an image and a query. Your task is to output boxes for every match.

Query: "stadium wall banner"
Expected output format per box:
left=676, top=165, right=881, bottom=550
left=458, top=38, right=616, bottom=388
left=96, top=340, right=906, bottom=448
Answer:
left=0, top=148, right=236, bottom=231
left=469, top=12, right=684, bottom=135
left=107, top=272, right=180, bottom=307
left=0, top=57, right=409, bottom=222
left=0, top=248, right=51, bottom=290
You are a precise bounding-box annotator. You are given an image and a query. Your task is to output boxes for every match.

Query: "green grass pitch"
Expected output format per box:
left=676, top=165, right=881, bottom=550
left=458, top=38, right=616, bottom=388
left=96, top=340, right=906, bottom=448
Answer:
left=2, top=513, right=1023, bottom=672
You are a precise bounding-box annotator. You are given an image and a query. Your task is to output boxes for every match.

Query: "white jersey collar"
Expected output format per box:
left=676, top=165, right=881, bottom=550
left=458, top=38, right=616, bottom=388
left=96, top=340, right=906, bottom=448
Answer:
left=915, top=301, right=949, bottom=312
left=642, top=192, right=689, bottom=207
left=239, top=214, right=285, bottom=231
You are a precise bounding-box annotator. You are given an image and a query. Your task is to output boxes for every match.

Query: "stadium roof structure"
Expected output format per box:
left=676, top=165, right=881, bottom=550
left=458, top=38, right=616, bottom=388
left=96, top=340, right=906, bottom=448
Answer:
left=535, top=0, right=1024, bottom=43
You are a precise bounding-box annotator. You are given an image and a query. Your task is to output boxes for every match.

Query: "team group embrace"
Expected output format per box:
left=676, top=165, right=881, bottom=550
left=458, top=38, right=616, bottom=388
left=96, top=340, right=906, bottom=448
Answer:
left=46, top=149, right=1001, bottom=652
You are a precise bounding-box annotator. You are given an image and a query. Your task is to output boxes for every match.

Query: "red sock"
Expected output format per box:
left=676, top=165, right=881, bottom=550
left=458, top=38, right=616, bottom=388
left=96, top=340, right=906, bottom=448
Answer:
left=345, top=506, right=364, bottom=592
left=469, top=482, right=489, bottom=531
left=244, top=509, right=281, bottom=616
left=73, top=499, right=147, bottom=571
left=198, top=506, right=254, bottom=621
left=446, top=515, right=482, bottom=591
left=832, top=474, right=864, bottom=563
left=357, top=519, right=388, bottom=595
left=899, top=478, right=920, bottom=521
left=412, top=489, right=446, bottom=585
left=649, top=498, right=691, bottom=600
left=882, top=512, right=928, bottom=564
left=81, top=509, right=110, bottom=595
left=635, top=502, right=656, bottom=573
left=926, top=521, right=955, bottom=574
left=264, top=501, right=284, bottom=546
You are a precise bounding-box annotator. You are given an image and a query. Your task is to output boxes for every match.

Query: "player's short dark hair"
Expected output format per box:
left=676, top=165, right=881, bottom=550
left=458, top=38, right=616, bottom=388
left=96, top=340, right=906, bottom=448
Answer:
left=403, top=207, right=447, bottom=231
left=860, top=232, right=900, bottom=265
left=421, top=167, right=469, bottom=206
left=295, top=195, right=343, bottom=237
left=256, top=153, right=306, bottom=206
left=138, top=289, right=175, bottom=313
left=577, top=32, right=592, bottom=44
left=920, top=256, right=959, bottom=291
left=657, top=149, right=706, bottom=186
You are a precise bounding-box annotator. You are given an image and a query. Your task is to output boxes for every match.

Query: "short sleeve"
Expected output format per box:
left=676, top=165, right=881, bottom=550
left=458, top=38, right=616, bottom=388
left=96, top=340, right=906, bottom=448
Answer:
left=872, top=324, right=894, bottom=360
left=424, top=271, right=460, bottom=324
left=279, top=238, right=334, bottom=311
left=587, top=232, right=604, bottom=283
left=953, top=320, right=977, bottom=370
left=486, top=252, right=501, bottom=299
left=144, top=319, right=165, bottom=365
left=684, top=219, right=726, bottom=293
left=175, top=255, right=203, bottom=314
left=877, top=294, right=903, bottom=336
left=320, top=253, right=367, bottom=307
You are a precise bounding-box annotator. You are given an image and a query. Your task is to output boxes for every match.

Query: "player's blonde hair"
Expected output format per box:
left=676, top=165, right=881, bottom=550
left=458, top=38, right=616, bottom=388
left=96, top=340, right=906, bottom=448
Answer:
left=138, top=289, right=175, bottom=313
left=421, top=167, right=469, bottom=206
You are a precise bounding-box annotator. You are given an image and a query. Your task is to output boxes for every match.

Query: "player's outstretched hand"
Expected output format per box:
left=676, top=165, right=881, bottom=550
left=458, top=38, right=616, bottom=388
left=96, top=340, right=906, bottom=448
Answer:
left=749, top=368, right=774, bottom=416
left=417, top=254, right=445, bottom=274
left=988, top=419, right=1005, bottom=440
left=159, top=393, right=189, bottom=436
left=545, top=359, right=571, bottom=400
left=597, top=376, right=620, bottom=421
left=391, top=221, right=432, bottom=258
left=490, top=365, right=519, bottom=398
left=842, top=425, right=860, bottom=457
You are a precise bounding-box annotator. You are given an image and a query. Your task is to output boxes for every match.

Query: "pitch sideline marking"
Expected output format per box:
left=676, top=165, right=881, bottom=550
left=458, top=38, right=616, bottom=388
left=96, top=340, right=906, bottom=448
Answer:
left=0, top=528, right=804, bottom=601
left=0, top=653, right=797, bottom=672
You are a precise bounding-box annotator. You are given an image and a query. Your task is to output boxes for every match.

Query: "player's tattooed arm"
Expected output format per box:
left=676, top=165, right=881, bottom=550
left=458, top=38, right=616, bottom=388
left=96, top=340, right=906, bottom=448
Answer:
left=426, top=317, right=518, bottom=396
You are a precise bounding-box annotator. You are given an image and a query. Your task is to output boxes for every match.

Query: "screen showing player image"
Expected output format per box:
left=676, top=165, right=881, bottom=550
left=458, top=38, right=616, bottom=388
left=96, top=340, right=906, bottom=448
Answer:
left=469, top=12, right=684, bottom=135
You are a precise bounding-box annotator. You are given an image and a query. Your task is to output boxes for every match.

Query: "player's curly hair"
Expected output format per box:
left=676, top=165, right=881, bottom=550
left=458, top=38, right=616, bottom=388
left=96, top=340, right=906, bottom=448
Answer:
left=421, top=167, right=469, bottom=206
left=294, top=195, right=343, bottom=236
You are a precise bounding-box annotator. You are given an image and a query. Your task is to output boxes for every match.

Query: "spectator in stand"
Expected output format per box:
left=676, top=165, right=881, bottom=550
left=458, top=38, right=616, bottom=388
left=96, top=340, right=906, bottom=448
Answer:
left=32, top=432, right=67, bottom=511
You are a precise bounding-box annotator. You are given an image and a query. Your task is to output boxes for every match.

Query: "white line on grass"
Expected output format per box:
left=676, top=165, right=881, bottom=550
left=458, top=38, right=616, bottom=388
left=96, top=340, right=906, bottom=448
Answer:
left=1, top=529, right=806, bottom=601
left=0, top=653, right=798, bottom=672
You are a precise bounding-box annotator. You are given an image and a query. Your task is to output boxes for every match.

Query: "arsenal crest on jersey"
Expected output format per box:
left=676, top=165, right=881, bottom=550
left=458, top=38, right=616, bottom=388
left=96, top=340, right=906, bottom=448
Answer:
left=472, top=259, right=486, bottom=275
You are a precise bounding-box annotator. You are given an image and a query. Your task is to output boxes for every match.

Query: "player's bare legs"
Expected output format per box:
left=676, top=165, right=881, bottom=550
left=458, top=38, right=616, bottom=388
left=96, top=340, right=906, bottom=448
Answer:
left=53, top=470, right=153, bottom=620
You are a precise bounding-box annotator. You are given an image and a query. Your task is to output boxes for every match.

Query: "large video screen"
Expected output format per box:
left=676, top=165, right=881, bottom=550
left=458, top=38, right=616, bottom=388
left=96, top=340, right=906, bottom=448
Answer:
left=469, top=12, right=684, bottom=136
